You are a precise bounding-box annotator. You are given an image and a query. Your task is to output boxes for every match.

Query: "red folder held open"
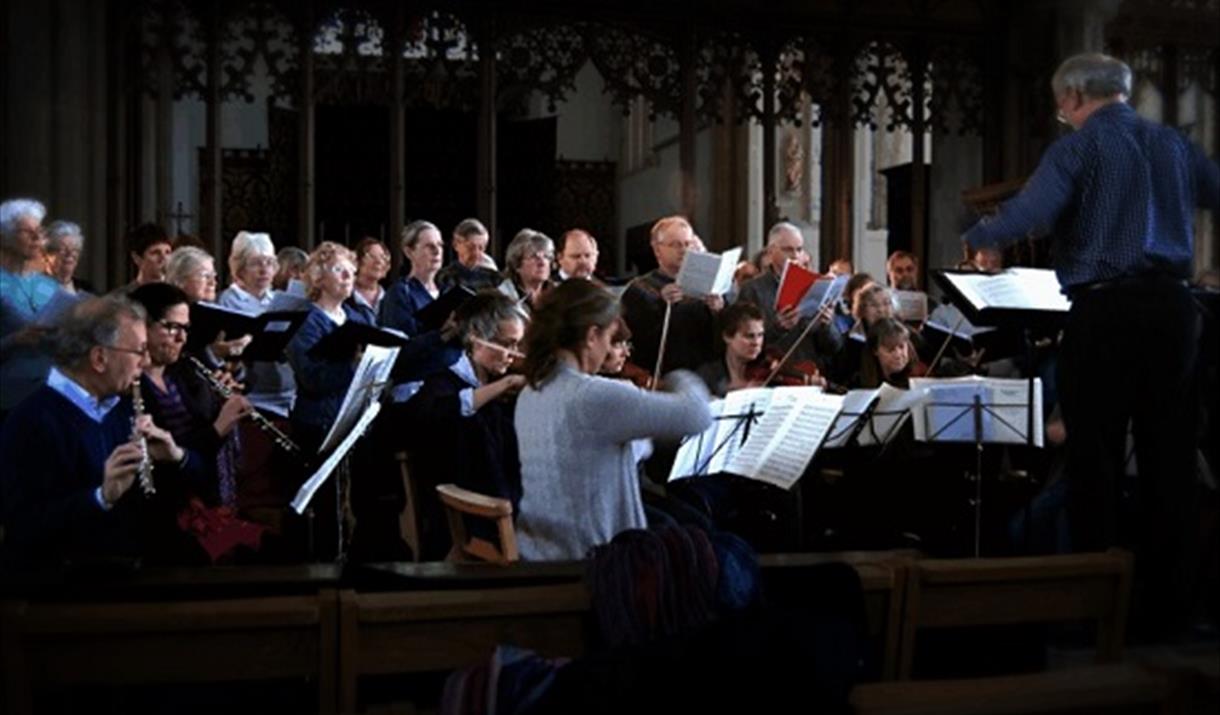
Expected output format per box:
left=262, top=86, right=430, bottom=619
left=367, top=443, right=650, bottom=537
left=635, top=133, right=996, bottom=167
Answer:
left=774, top=261, right=821, bottom=313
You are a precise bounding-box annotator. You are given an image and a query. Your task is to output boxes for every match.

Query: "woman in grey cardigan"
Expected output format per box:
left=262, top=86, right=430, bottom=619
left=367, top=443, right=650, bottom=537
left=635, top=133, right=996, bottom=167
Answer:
left=514, top=280, right=713, bottom=560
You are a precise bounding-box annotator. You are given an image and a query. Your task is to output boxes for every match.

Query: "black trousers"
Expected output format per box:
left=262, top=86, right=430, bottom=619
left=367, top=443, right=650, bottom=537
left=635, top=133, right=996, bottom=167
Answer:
left=1059, top=276, right=1199, bottom=629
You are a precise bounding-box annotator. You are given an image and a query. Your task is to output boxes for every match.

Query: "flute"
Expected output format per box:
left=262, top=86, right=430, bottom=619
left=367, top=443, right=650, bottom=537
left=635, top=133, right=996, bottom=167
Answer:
left=130, top=381, right=156, bottom=496
left=185, top=355, right=303, bottom=455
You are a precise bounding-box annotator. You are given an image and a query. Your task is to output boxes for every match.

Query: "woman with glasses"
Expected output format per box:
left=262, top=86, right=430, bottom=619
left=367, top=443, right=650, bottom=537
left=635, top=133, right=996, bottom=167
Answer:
left=396, top=290, right=527, bottom=559
left=128, top=282, right=263, bottom=562
left=347, top=237, right=391, bottom=324
left=501, top=228, right=555, bottom=314
left=285, top=242, right=371, bottom=451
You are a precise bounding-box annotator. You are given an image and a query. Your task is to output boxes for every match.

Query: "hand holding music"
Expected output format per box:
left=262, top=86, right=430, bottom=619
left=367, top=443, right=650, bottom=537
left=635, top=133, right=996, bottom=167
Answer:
left=134, top=414, right=185, bottom=465
left=703, top=293, right=725, bottom=313
left=776, top=305, right=801, bottom=330
left=213, top=394, right=254, bottom=438
left=102, top=442, right=145, bottom=505
left=212, top=330, right=253, bottom=359
left=660, top=283, right=685, bottom=304
left=812, top=303, right=835, bottom=327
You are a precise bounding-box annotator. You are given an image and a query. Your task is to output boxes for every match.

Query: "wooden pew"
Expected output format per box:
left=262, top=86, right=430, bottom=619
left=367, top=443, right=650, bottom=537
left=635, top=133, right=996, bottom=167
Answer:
left=851, top=662, right=1173, bottom=715
left=1, top=565, right=342, bottom=714
left=896, top=549, right=1133, bottom=680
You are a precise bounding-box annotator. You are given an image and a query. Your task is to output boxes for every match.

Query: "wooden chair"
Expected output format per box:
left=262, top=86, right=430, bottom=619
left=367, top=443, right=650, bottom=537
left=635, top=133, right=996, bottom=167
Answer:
left=394, top=451, right=421, bottom=562
left=436, top=483, right=519, bottom=564
left=896, top=549, right=1134, bottom=680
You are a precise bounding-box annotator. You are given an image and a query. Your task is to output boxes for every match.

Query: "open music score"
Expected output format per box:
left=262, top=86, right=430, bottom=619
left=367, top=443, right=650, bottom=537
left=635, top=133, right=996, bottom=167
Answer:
left=910, top=375, right=1043, bottom=447
left=938, top=268, right=1070, bottom=316
left=676, top=246, right=742, bottom=297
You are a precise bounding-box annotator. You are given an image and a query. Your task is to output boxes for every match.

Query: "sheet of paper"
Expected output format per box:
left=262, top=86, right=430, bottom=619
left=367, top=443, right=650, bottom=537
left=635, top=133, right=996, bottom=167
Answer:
left=855, top=383, right=926, bottom=446
left=822, top=388, right=881, bottom=448
left=910, top=375, right=1043, bottom=447
left=925, top=303, right=996, bottom=340
left=291, top=401, right=381, bottom=514
left=319, top=345, right=400, bottom=454
left=726, top=387, right=843, bottom=490
left=797, top=274, right=850, bottom=319
left=941, top=268, right=1071, bottom=313
left=676, top=247, right=742, bottom=297
left=892, top=290, right=929, bottom=322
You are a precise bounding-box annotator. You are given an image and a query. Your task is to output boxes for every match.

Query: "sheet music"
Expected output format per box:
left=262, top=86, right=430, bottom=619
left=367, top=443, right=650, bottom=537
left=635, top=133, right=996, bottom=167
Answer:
left=319, top=345, right=400, bottom=454
left=291, top=401, right=382, bottom=513
left=910, top=375, right=1043, bottom=447
left=822, top=388, right=881, bottom=448
left=797, top=274, right=850, bottom=318
left=676, top=246, right=742, bottom=297
left=726, top=387, right=843, bottom=490
left=855, top=383, right=927, bottom=446
left=892, top=290, right=929, bottom=322
left=669, top=388, right=774, bottom=481
left=925, top=303, right=996, bottom=340
left=942, top=268, right=1071, bottom=313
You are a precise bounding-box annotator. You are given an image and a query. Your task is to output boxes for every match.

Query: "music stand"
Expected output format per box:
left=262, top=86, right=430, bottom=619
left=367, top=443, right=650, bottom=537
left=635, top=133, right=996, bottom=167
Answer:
left=691, top=405, right=767, bottom=476
left=915, top=378, right=1041, bottom=557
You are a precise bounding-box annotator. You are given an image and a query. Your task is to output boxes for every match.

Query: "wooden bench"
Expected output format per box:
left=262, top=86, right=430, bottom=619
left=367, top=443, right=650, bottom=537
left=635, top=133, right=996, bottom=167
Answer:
left=897, top=549, right=1133, bottom=680
left=1, top=565, right=342, bottom=714
left=851, top=662, right=1173, bottom=715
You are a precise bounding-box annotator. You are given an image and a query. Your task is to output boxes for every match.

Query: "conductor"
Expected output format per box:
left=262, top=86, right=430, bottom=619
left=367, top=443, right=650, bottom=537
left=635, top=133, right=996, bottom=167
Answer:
left=962, top=52, right=1220, bottom=637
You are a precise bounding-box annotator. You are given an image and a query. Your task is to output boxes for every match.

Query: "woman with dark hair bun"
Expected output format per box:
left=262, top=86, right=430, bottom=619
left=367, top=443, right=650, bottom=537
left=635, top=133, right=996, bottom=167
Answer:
left=513, top=280, right=712, bottom=560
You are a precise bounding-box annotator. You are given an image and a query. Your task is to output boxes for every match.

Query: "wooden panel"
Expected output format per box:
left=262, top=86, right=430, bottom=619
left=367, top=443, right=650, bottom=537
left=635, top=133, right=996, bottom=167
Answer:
left=355, top=583, right=589, bottom=623
left=914, top=577, right=1116, bottom=628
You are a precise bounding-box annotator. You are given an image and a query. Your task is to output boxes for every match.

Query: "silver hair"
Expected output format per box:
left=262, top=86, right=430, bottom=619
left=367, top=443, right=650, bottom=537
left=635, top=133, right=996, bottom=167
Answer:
left=166, top=246, right=213, bottom=287
left=401, top=219, right=440, bottom=253
left=276, top=246, right=308, bottom=269
left=54, top=295, right=147, bottom=370
left=1051, top=53, right=1131, bottom=100
left=45, top=220, right=84, bottom=254
left=504, top=228, right=554, bottom=281
left=227, top=230, right=275, bottom=278
left=0, top=198, right=47, bottom=248
left=458, top=290, right=525, bottom=351
left=766, top=221, right=804, bottom=247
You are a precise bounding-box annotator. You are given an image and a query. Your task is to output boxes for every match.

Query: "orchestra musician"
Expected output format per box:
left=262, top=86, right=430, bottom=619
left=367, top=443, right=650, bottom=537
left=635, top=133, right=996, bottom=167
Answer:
left=852, top=317, right=918, bottom=389
left=399, top=290, right=526, bottom=559
left=696, top=302, right=768, bottom=397
left=513, top=279, right=712, bottom=560
left=0, top=295, right=201, bottom=565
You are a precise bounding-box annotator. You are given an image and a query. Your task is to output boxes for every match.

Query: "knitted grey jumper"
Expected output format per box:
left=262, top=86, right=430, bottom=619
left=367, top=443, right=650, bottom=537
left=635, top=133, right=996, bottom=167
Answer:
left=513, top=364, right=712, bottom=560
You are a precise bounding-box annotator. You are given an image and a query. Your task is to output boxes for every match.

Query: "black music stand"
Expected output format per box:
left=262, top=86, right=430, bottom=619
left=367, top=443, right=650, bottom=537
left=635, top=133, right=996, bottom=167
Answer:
left=687, top=403, right=767, bottom=478
left=918, top=381, right=1038, bottom=557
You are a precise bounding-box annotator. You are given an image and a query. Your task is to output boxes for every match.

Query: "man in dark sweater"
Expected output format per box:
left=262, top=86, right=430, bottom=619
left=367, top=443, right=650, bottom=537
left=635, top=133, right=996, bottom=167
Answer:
left=621, top=216, right=723, bottom=375
left=0, top=294, right=196, bottom=566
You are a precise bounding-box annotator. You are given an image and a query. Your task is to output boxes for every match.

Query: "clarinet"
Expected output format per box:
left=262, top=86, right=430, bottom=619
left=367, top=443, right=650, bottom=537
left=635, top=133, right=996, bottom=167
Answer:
left=186, top=355, right=303, bottom=455
left=130, top=381, right=156, bottom=496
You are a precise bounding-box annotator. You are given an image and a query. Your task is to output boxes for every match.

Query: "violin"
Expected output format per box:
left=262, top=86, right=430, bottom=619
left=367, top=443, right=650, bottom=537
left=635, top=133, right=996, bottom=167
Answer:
left=618, top=361, right=656, bottom=390
left=743, top=346, right=824, bottom=388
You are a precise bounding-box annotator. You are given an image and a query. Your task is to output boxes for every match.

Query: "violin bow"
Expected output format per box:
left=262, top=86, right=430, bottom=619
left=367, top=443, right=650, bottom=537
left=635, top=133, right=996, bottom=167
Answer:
left=651, top=301, right=673, bottom=391
left=925, top=312, right=967, bottom=377
left=763, top=309, right=823, bottom=386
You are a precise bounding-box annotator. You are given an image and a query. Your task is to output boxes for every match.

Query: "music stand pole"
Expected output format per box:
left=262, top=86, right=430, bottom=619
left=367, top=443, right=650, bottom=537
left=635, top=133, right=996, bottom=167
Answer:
left=972, top=394, right=984, bottom=558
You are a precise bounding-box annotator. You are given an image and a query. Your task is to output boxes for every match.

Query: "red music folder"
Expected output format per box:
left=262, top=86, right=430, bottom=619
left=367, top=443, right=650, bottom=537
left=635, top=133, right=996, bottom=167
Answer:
left=774, top=261, right=820, bottom=313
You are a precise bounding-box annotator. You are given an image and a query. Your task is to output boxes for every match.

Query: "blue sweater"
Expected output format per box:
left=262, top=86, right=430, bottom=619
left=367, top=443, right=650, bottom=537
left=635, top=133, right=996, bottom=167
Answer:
left=285, top=304, right=371, bottom=445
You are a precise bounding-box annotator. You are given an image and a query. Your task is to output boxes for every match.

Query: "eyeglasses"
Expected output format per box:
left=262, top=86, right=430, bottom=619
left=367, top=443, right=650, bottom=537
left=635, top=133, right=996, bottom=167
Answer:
left=326, top=264, right=355, bottom=276
left=472, top=336, right=524, bottom=359
left=100, top=343, right=149, bottom=357
left=525, top=252, right=554, bottom=262
left=658, top=241, right=694, bottom=251
left=246, top=257, right=278, bottom=269
left=155, top=319, right=190, bottom=337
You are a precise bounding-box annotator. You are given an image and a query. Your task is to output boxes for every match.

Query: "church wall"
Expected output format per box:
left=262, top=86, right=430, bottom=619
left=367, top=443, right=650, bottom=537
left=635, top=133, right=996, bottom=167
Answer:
left=930, top=132, right=983, bottom=283
left=553, top=62, right=618, bottom=164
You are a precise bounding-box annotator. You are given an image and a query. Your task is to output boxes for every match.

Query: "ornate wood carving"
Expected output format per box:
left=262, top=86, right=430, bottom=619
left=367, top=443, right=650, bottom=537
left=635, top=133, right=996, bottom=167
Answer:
left=220, top=2, right=300, bottom=105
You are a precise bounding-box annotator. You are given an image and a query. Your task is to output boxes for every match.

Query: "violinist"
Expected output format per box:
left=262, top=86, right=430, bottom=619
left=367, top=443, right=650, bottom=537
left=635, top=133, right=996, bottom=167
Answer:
left=696, top=302, right=767, bottom=397
left=853, top=317, right=918, bottom=389
left=399, top=290, right=526, bottom=559
left=599, top=317, right=654, bottom=389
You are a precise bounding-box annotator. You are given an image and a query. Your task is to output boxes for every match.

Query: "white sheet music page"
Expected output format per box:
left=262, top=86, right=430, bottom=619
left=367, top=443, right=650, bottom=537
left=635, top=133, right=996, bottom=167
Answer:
left=726, top=387, right=843, bottom=490
left=823, top=388, right=881, bottom=448
left=909, top=375, right=1043, bottom=447
left=669, top=398, right=724, bottom=481
left=319, top=345, right=400, bottom=454
left=892, top=290, right=929, bottom=322
left=855, top=383, right=927, bottom=446
left=292, top=400, right=382, bottom=513
left=676, top=247, right=743, bottom=297
left=944, top=268, right=1070, bottom=313
left=669, top=387, right=773, bottom=481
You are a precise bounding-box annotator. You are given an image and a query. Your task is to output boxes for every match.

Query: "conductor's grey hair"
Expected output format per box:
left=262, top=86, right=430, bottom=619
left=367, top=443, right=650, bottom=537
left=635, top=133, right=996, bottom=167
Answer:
left=1051, top=53, right=1132, bottom=100
left=55, top=295, right=147, bottom=370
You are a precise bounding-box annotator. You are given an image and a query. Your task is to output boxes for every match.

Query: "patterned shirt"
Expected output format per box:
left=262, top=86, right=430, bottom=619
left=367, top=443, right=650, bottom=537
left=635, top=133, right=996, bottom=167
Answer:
left=964, top=102, right=1220, bottom=291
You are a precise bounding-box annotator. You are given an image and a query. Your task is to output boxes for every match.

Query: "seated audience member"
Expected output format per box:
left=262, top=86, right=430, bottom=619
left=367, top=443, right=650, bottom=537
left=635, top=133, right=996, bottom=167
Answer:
left=502, top=228, right=555, bottom=312
left=436, top=218, right=502, bottom=293
left=621, top=215, right=722, bottom=374
left=0, top=295, right=202, bottom=566
left=1, top=198, right=62, bottom=418
left=853, top=317, right=918, bottom=389
left=401, top=291, right=526, bottom=558
left=347, top=237, right=391, bottom=324
left=697, top=302, right=768, bottom=397
left=273, top=246, right=308, bottom=292
left=735, top=221, right=839, bottom=371
left=285, top=242, right=369, bottom=450
left=128, top=222, right=173, bottom=287
left=514, top=279, right=712, bottom=560
left=555, top=228, right=600, bottom=283
left=43, top=220, right=92, bottom=294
